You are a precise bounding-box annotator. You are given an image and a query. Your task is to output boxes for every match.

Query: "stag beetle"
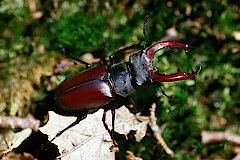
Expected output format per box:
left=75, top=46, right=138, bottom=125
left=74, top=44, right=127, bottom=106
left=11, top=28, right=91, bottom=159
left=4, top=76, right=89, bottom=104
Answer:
left=49, top=19, right=201, bottom=147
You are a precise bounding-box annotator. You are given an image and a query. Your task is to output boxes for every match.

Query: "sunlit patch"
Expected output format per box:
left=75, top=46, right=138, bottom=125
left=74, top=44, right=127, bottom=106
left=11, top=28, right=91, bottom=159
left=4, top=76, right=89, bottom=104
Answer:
left=100, top=82, right=114, bottom=98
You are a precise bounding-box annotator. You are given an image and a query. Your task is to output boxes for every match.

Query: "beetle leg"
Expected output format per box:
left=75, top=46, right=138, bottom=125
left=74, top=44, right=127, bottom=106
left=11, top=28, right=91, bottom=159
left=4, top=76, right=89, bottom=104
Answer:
left=111, top=106, right=116, bottom=144
left=50, top=112, right=88, bottom=142
left=102, top=110, right=111, bottom=136
left=158, top=86, right=175, bottom=101
left=59, top=45, right=91, bottom=69
left=42, top=112, right=88, bottom=149
left=128, top=96, right=139, bottom=113
left=109, top=44, right=140, bottom=64
left=102, top=109, right=118, bottom=146
left=127, top=96, right=145, bottom=122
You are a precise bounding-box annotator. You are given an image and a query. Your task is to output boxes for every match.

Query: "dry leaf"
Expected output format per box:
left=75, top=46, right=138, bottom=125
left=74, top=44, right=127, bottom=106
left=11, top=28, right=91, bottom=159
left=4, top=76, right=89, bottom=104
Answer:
left=105, top=106, right=149, bottom=142
left=39, top=106, right=149, bottom=160
left=0, top=129, right=32, bottom=156
left=1, top=152, right=37, bottom=160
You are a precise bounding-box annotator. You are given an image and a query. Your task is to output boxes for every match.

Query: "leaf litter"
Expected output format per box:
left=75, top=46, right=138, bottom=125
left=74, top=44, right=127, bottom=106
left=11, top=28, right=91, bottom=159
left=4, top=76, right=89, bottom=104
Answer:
left=39, top=106, right=149, bottom=160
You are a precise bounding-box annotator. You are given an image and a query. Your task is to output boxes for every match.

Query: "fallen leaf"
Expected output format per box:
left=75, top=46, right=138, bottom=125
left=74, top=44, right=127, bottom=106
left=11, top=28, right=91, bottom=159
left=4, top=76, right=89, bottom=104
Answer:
left=39, top=106, right=149, bottom=160
left=105, top=106, right=149, bottom=142
left=0, top=129, right=32, bottom=156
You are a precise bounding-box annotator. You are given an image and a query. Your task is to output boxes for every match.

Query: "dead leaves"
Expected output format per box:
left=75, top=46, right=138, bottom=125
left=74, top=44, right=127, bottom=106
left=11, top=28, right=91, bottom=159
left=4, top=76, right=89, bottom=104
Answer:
left=39, top=106, right=149, bottom=159
left=0, top=104, right=177, bottom=159
left=0, top=129, right=32, bottom=156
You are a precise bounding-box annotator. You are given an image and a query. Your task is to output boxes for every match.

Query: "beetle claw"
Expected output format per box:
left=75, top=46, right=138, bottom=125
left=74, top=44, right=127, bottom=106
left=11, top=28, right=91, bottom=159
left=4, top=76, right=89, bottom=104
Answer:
left=150, top=66, right=201, bottom=82
left=144, top=41, right=201, bottom=82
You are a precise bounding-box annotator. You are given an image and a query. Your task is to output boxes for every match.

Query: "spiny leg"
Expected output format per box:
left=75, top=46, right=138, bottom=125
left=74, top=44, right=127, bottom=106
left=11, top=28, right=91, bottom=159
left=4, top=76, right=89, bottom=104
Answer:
left=42, top=112, right=87, bottom=149
left=109, top=44, right=139, bottom=64
left=102, top=108, right=117, bottom=146
left=127, top=96, right=144, bottom=122
left=111, top=106, right=116, bottom=145
left=102, top=110, right=111, bottom=137
left=59, top=45, right=91, bottom=69
left=51, top=111, right=87, bottom=141
left=159, top=86, right=175, bottom=101
left=128, top=95, right=139, bottom=113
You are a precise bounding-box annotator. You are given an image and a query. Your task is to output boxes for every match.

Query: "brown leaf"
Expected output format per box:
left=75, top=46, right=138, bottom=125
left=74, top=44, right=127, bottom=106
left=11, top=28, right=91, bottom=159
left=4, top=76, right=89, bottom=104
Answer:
left=39, top=106, right=149, bottom=159
left=0, top=129, right=32, bottom=156
left=1, top=152, right=37, bottom=160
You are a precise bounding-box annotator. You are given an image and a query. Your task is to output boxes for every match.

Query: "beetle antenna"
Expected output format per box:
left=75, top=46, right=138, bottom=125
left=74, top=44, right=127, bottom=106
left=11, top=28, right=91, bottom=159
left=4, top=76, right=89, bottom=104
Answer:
left=143, top=14, right=150, bottom=49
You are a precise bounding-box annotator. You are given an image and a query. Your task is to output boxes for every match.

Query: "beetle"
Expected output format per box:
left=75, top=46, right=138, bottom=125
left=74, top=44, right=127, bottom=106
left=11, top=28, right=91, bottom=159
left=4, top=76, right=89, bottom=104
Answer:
left=50, top=41, right=201, bottom=145
left=49, top=18, right=201, bottom=147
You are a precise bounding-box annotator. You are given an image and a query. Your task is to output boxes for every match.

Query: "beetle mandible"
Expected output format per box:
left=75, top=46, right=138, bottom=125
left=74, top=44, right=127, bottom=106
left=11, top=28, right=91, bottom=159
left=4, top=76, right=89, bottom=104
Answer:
left=50, top=18, right=201, bottom=146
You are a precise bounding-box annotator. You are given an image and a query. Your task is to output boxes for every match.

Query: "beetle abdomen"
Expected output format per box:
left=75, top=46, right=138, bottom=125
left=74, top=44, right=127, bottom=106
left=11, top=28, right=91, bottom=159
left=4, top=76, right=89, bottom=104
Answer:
left=55, top=80, right=114, bottom=110
left=56, top=65, right=108, bottom=94
left=55, top=65, right=115, bottom=111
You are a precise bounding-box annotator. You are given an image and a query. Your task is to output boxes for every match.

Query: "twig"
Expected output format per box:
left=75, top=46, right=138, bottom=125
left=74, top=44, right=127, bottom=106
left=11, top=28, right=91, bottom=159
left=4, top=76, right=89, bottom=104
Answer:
left=233, top=153, right=240, bottom=160
left=126, top=150, right=143, bottom=160
left=202, top=131, right=240, bottom=160
left=149, top=103, right=175, bottom=157
left=233, top=146, right=240, bottom=154
left=201, top=130, right=240, bottom=145
left=0, top=115, right=40, bottom=131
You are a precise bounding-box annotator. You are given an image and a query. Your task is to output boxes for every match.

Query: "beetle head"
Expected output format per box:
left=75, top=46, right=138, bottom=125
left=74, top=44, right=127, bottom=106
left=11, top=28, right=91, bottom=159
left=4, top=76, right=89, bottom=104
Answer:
left=143, top=41, right=201, bottom=82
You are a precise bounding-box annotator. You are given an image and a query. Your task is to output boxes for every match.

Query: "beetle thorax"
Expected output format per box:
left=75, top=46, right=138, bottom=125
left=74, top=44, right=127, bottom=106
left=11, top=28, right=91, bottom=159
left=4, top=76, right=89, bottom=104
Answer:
left=108, top=62, right=135, bottom=97
left=129, top=50, right=152, bottom=87
left=108, top=50, right=152, bottom=97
